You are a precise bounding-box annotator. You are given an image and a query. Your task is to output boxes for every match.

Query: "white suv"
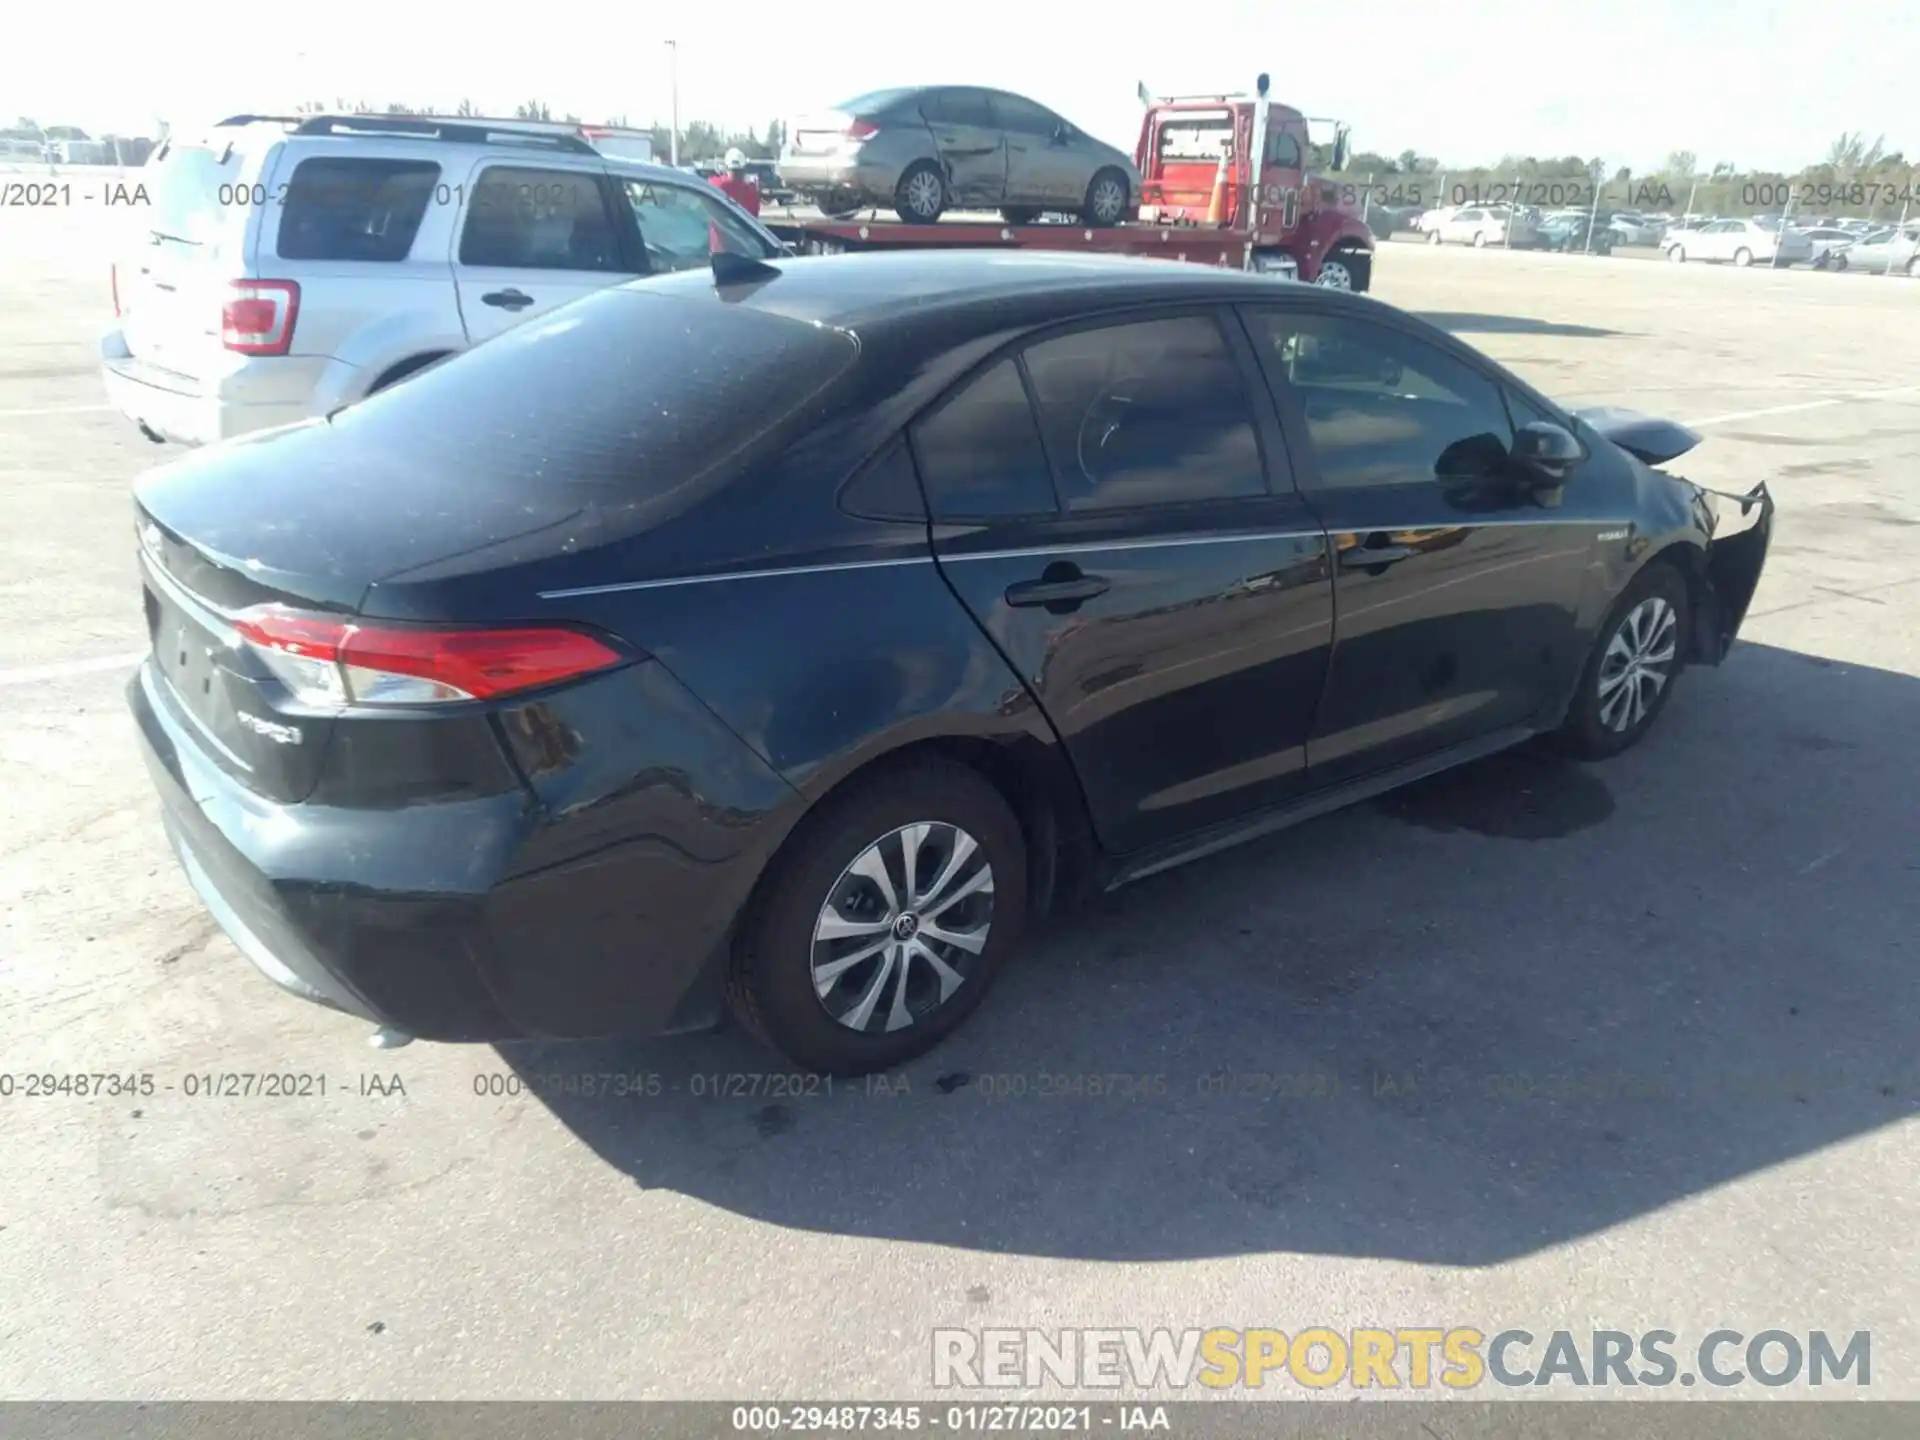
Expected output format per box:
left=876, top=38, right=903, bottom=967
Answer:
left=101, top=113, right=786, bottom=446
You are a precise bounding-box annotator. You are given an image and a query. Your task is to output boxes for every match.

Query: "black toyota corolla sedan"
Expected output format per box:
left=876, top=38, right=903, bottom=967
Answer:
left=128, top=250, right=1772, bottom=1075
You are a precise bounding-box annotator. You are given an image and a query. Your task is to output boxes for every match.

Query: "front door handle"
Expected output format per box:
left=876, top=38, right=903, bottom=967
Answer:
left=1005, top=574, right=1111, bottom=607
left=1339, top=541, right=1415, bottom=571
left=481, top=289, right=535, bottom=310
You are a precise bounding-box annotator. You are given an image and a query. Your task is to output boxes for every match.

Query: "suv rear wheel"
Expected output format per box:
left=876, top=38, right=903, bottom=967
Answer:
left=728, top=760, right=1027, bottom=1075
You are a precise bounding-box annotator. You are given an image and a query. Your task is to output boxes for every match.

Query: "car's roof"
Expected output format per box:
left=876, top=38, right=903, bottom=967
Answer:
left=631, top=249, right=1358, bottom=334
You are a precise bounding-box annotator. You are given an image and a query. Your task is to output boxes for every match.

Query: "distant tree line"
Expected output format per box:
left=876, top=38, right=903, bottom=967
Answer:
left=1321, top=132, right=1919, bottom=222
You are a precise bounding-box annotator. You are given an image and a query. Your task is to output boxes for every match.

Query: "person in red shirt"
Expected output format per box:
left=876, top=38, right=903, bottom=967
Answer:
left=709, top=148, right=762, bottom=217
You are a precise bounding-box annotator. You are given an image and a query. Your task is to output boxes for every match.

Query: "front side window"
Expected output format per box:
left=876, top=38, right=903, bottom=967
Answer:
left=458, top=166, right=622, bottom=271
left=1020, top=314, right=1265, bottom=511
left=1246, top=310, right=1515, bottom=490
left=621, top=179, right=774, bottom=272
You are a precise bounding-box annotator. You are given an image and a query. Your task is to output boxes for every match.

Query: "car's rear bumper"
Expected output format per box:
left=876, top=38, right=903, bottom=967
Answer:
left=778, top=154, right=898, bottom=203
left=130, top=656, right=796, bottom=1041
left=99, top=332, right=333, bottom=446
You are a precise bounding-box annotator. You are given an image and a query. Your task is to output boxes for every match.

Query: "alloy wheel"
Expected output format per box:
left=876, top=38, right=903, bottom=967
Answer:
left=903, top=169, right=944, bottom=220
left=1597, top=596, right=1678, bottom=732
left=810, top=822, right=994, bottom=1034
left=1089, top=176, right=1126, bottom=224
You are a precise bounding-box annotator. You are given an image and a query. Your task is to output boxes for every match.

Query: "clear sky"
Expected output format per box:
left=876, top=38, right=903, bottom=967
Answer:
left=6, top=0, right=1913, bottom=173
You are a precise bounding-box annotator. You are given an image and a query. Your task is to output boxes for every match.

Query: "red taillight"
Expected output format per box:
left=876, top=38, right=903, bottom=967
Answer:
left=232, top=607, right=626, bottom=708
left=111, top=262, right=120, bottom=318
left=845, top=119, right=880, bottom=140
left=221, top=279, right=300, bottom=356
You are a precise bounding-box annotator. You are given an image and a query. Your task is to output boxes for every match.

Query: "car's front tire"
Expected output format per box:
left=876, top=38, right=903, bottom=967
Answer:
left=728, top=760, right=1027, bottom=1075
left=1553, top=562, right=1691, bottom=760
left=1080, top=168, right=1130, bottom=227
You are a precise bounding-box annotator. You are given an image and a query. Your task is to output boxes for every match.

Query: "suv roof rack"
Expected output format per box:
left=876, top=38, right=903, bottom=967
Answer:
left=216, top=114, right=307, bottom=127
left=288, top=113, right=600, bottom=155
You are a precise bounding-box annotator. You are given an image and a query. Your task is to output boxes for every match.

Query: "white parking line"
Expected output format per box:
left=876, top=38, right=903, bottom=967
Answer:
left=1682, top=384, right=1919, bottom=428
left=0, top=650, right=146, bottom=686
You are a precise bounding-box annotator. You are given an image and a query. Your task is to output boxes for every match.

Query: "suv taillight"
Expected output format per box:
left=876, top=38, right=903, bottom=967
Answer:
left=845, top=119, right=880, bottom=141
left=221, top=279, right=300, bottom=356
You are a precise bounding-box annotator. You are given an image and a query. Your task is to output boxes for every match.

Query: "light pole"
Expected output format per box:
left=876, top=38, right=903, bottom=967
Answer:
left=665, top=40, right=679, bottom=167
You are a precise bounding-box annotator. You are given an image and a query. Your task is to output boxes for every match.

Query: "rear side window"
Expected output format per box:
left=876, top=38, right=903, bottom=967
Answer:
left=923, top=90, right=994, bottom=127
left=910, top=359, right=1057, bottom=521
left=459, top=166, right=624, bottom=272
left=328, top=289, right=858, bottom=504
left=276, top=158, right=441, bottom=262
left=1020, top=315, right=1266, bottom=511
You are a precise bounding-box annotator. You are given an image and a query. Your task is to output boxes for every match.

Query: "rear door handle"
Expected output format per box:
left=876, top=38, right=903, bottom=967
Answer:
left=1005, top=574, right=1111, bottom=607
left=1339, top=543, right=1415, bottom=570
left=481, top=289, right=535, bottom=310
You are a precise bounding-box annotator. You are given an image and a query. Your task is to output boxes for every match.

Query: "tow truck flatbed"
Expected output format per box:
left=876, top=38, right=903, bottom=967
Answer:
left=761, top=211, right=1293, bottom=274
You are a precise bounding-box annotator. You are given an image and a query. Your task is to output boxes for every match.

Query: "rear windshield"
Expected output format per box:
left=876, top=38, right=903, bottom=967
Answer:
left=276, top=157, right=442, bottom=262
left=146, top=142, right=251, bottom=249
left=327, top=288, right=859, bottom=509
left=834, top=88, right=919, bottom=116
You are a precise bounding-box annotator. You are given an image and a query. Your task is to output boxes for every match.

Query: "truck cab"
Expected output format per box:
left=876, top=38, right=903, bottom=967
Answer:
left=1133, top=92, right=1375, bottom=289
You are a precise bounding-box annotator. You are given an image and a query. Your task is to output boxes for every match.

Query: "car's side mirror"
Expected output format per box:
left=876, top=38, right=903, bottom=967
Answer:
left=1053, top=124, right=1074, bottom=144
left=1512, top=421, right=1583, bottom=483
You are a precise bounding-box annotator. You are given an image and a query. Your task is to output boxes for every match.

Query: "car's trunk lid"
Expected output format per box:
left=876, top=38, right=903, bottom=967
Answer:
left=133, top=285, right=862, bottom=802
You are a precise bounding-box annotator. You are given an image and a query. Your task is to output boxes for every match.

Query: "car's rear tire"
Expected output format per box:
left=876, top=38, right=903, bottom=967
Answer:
left=1080, top=168, right=1130, bottom=227
left=728, top=759, right=1027, bottom=1076
left=1667, top=244, right=1686, bottom=263
left=894, top=162, right=948, bottom=223
left=1473, top=231, right=1488, bottom=248
left=1552, top=562, right=1691, bottom=761
left=1733, top=247, right=1754, bottom=267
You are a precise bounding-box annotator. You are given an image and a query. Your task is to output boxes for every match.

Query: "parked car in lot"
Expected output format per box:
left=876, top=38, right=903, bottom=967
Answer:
left=1606, top=214, right=1663, bottom=245
left=1538, top=212, right=1613, bottom=254
left=126, top=249, right=1773, bottom=1073
left=1833, top=225, right=1920, bottom=275
left=100, top=113, right=789, bottom=447
left=778, top=85, right=1139, bottom=226
left=1426, top=205, right=1540, bottom=248
left=1798, top=226, right=1863, bottom=269
left=1661, top=217, right=1813, bottom=266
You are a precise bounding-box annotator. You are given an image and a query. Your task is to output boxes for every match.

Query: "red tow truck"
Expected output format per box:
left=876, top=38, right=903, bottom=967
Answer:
left=762, top=74, right=1377, bottom=290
